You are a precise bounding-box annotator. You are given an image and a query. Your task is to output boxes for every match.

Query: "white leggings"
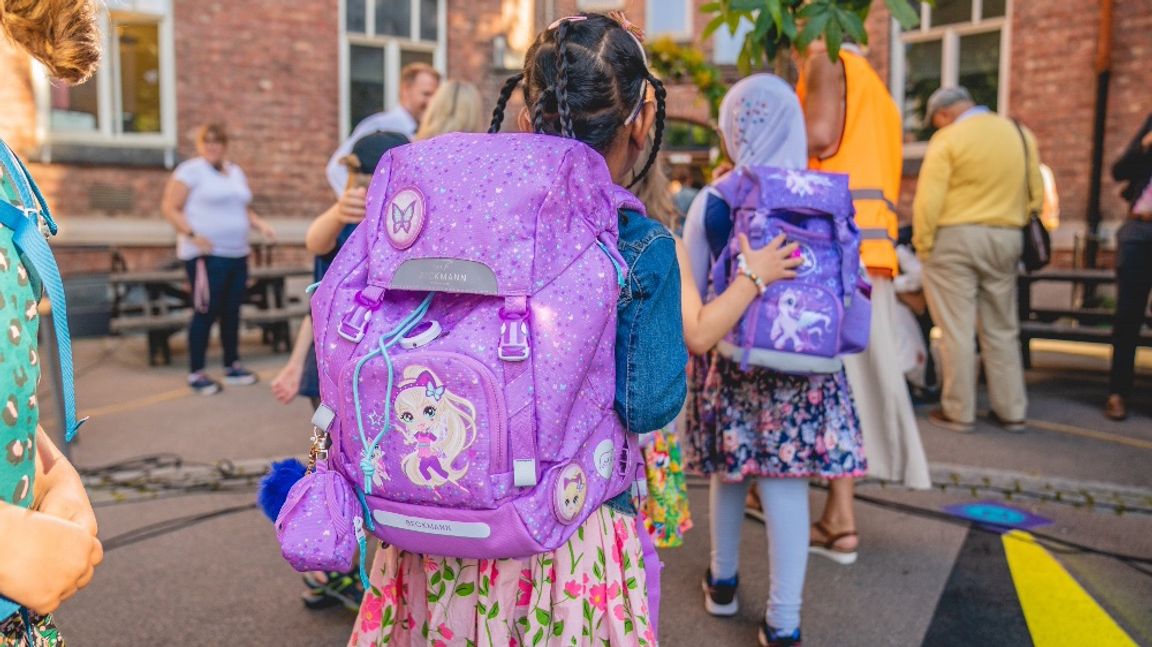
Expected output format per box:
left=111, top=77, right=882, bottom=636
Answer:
left=709, top=475, right=809, bottom=633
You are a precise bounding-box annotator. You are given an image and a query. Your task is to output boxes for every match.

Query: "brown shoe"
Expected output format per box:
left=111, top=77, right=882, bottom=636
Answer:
left=928, top=409, right=974, bottom=433
left=1105, top=394, right=1127, bottom=421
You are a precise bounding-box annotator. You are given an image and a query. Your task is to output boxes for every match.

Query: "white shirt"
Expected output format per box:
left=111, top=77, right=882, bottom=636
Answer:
left=172, top=158, right=253, bottom=260
left=326, top=106, right=417, bottom=195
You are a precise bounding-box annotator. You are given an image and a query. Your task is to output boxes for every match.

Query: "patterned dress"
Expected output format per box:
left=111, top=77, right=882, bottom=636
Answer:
left=684, top=353, right=866, bottom=482
left=0, top=176, right=63, bottom=646
left=348, top=505, right=656, bottom=647
left=640, top=424, right=692, bottom=548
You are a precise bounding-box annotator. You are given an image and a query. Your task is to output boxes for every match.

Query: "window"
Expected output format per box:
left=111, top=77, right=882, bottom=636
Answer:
left=890, top=0, right=1009, bottom=146
left=342, top=0, right=444, bottom=136
left=646, top=0, right=693, bottom=40
left=36, top=1, right=175, bottom=146
left=713, top=17, right=753, bottom=65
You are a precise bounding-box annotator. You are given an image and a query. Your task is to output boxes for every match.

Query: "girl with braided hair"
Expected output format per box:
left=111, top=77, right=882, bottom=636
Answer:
left=348, top=12, right=686, bottom=647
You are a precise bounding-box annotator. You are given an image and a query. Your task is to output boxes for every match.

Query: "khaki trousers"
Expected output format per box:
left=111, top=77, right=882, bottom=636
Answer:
left=922, top=225, right=1028, bottom=423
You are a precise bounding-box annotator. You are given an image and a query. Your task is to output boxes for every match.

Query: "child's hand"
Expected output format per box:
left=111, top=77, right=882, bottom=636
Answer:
left=271, top=361, right=303, bottom=405
left=740, top=233, right=801, bottom=285
left=0, top=510, right=103, bottom=615
left=37, top=474, right=98, bottom=538
left=335, top=187, right=367, bottom=225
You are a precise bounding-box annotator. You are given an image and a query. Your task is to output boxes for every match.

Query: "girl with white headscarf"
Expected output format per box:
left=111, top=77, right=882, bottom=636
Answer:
left=676, top=74, right=865, bottom=647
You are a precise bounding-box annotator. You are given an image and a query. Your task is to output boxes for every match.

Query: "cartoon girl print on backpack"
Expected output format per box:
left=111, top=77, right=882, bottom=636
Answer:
left=394, top=366, right=477, bottom=491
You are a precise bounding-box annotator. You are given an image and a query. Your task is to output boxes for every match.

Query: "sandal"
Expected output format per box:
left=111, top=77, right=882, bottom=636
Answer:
left=808, top=521, right=858, bottom=565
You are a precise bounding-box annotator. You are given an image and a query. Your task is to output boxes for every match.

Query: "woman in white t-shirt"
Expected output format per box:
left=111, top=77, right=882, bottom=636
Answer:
left=161, top=124, right=276, bottom=395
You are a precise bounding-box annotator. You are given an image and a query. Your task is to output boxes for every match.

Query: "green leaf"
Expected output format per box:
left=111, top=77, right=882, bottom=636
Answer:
left=430, top=572, right=442, bottom=587
left=766, top=0, right=784, bottom=34
left=455, top=582, right=475, bottom=596
left=781, top=11, right=798, bottom=40
left=382, top=605, right=394, bottom=626
left=625, top=576, right=638, bottom=590
left=797, top=9, right=830, bottom=48
left=625, top=619, right=634, bottom=634
left=825, top=14, right=843, bottom=61
left=701, top=1, right=722, bottom=11
left=442, top=567, right=456, bottom=581
left=532, top=628, right=545, bottom=646
left=885, top=0, right=921, bottom=29
left=703, top=14, right=728, bottom=39
left=488, top=601, right=500, bottom=619
left=477, top=602, right=487, bottom=616
left=535, top=608, right=552, bottom=627
left=836, top=7, right=868, bottom=45
left=730, top=0, right=765, bottom=9
left=553, top=620, right=566, bottom=637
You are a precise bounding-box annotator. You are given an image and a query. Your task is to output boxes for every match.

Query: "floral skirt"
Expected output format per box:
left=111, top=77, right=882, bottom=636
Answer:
left=0, top=611, right=62, bottom=647
left=640, top=425, right=692, bottom=548
left=348, top=506, right=657, bottom=647
left=684, top=353, right=866, bottom=481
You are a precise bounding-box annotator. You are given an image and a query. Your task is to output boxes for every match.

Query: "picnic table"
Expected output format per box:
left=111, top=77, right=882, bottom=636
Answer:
left=109, top=264, right=312, bottom=365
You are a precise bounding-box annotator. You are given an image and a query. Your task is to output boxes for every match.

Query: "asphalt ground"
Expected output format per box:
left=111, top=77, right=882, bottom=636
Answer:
left=41, top=334, right=1152, bottom=646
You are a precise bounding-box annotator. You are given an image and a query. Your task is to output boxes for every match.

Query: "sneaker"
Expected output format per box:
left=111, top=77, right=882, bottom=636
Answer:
left=759, top=623, right=802, bottom=647
left=701, top=569, right=739, bottom=617
left=188, top=372, right=221, bottom=396
left=988, top=411, right=1027, bottom=432
left=928, top=409, right=974, bottom=433
left=301, top=571, right=363, bottom=611
left=223, top=363, right=259, bottom=386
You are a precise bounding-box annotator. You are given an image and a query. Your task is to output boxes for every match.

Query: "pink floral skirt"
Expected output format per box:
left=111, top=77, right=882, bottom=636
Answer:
left=348, top=506, right=657, bottom=647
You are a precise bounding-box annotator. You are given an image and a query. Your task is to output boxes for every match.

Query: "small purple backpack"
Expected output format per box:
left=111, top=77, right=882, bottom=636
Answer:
left=276, top=133, right=646, bottom=579
left=709, top=166, right=871, bottom=373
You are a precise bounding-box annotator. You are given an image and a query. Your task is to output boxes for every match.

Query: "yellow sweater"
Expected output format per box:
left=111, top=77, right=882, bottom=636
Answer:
left=912, top=111, right=1044, bottom=255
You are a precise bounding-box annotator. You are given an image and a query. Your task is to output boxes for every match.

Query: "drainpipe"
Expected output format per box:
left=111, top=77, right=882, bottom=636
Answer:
left=1085, top=0, right=1113, bottom=268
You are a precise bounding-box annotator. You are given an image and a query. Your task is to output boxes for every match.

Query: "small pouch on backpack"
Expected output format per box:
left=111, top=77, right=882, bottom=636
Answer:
left=274, top=464, right=361, bottom=573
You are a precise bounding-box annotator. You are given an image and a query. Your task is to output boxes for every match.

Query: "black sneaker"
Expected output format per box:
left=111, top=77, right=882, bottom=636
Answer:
left=223, top=363, right=259, bottom=386
left=701, top=569, right=739, bottom=617
left=759, top=623, right=802, bottom=647
left=188, top=372, right=221, bottom=396
left=300, top=571, right=364, bottom=612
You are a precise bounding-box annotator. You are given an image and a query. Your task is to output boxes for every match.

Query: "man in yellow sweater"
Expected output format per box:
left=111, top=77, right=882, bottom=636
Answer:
left=914, top=86, right=1043, bottom=432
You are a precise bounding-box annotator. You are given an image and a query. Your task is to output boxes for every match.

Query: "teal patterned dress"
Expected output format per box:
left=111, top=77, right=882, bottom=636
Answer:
left=0, top=167, right=63, bottom=646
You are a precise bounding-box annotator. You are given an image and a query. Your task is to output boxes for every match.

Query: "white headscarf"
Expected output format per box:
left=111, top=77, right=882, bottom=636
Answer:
left=717, top=73, right=807, bottom=170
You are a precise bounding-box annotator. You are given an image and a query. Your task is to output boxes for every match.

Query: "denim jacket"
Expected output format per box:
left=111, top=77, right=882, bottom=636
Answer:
left=606, top=209, right=688, bottom=514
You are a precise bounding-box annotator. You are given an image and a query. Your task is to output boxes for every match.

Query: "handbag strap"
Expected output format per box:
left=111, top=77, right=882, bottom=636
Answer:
left=1011, top=119, right=1036, bottom=213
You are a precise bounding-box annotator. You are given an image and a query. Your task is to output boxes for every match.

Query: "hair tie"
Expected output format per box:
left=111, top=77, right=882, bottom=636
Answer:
left=547, top=15, right=588, bottom=31
left=608, top=11, right=646, bottom=43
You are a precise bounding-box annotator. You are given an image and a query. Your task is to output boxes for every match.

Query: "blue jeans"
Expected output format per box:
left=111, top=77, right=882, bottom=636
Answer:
left=1110, top=220, right=1152, bottom=396
left=185, top=256, right=248, bottom=373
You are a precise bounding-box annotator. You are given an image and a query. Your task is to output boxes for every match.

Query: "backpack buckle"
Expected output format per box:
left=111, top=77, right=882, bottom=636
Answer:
left=338, top=287, right=386, bottom=343
left=498, top=310, right=530, bottom=362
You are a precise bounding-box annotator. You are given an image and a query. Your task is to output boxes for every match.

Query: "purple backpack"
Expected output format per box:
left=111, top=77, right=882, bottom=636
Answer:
left=709, top=166, right=871, bottom=373
left=276, top=133, right=646, bottom=578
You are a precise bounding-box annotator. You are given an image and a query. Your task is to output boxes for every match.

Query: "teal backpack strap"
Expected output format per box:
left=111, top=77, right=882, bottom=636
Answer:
left=0, top=140, right=85, bottom=441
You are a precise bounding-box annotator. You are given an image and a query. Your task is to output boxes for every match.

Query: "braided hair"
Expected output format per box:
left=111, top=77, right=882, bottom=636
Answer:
left=487, top=13, right=666, bottom=188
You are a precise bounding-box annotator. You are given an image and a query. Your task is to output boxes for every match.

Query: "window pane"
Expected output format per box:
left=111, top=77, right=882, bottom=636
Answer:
left=375, top=0, right=411, bottom=38
left=347, top=0, right=366, bottom=33
left=420, top=0, right=438, bottom=41
left=647, top=0, right=688, bottom=37
left=982, top=0, right=1006, bottom=19
left=713, top=17, right=752, bottom=65
left=117, top=21, right=162, bottom=133
left=959, top=31, right=1001, bottom=112
left=50, top=76, right=100, bottom=133
left=400, top=48, right=434, bottom=71
left=903, top=39, right=942, bottom=142
left=930, top=0, right=972, bottom=26
left=349, top=45, right=385, bottom=132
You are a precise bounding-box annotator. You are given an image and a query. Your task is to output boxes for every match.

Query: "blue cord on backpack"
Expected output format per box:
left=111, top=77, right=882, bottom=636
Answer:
left=0, top=140, right=86, bottom=442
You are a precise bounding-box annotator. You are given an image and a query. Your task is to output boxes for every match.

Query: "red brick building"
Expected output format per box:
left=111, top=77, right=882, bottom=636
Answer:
left=0, top=0, right=1146, bottom=273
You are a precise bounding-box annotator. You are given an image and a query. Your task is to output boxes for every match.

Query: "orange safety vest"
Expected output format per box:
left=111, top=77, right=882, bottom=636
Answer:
left=797, top=48, right=902, bottom=276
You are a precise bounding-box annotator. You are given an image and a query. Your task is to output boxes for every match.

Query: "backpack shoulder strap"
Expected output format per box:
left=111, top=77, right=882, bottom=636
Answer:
left=0, top=141, right=85, bottom=441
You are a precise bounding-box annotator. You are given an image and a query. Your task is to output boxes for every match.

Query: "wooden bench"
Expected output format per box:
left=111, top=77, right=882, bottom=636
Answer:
left=1017, top=269, right=1152, bottom=367
left=109, top=266, right=311, bottom=365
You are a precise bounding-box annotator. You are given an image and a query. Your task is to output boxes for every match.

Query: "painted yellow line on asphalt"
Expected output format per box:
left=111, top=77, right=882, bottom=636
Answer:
left=79, top=372, right=276, bottom=419
left=1026, top=418, right=1152, bottom=451
left=1003, top=530, right=1137, bottom=647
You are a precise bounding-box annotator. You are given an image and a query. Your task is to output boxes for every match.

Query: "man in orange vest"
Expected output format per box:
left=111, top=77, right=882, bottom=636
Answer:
left=796, top=40, right=930, bottom=565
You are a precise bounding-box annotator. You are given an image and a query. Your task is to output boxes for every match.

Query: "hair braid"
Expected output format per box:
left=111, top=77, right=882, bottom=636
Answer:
left=628, top=73, right=666, bottom=188
left=532, top=87, right=553, bottom=134
left=554, top=20, right=575, bottom=139
left=487, top=72, right=524, bottom=134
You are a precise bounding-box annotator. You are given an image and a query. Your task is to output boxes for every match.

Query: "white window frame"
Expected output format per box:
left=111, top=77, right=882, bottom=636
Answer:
left=645, top=0, right=694, bottom=41
left=713, top=16, right=753, bottom=65
left=889, top=0, right=1011, bottom=157
left=32, top=0, right=176, bottom=151
left=576, top=0, right=626, bottom=10
left=338, top=0, right=446, bottom=138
